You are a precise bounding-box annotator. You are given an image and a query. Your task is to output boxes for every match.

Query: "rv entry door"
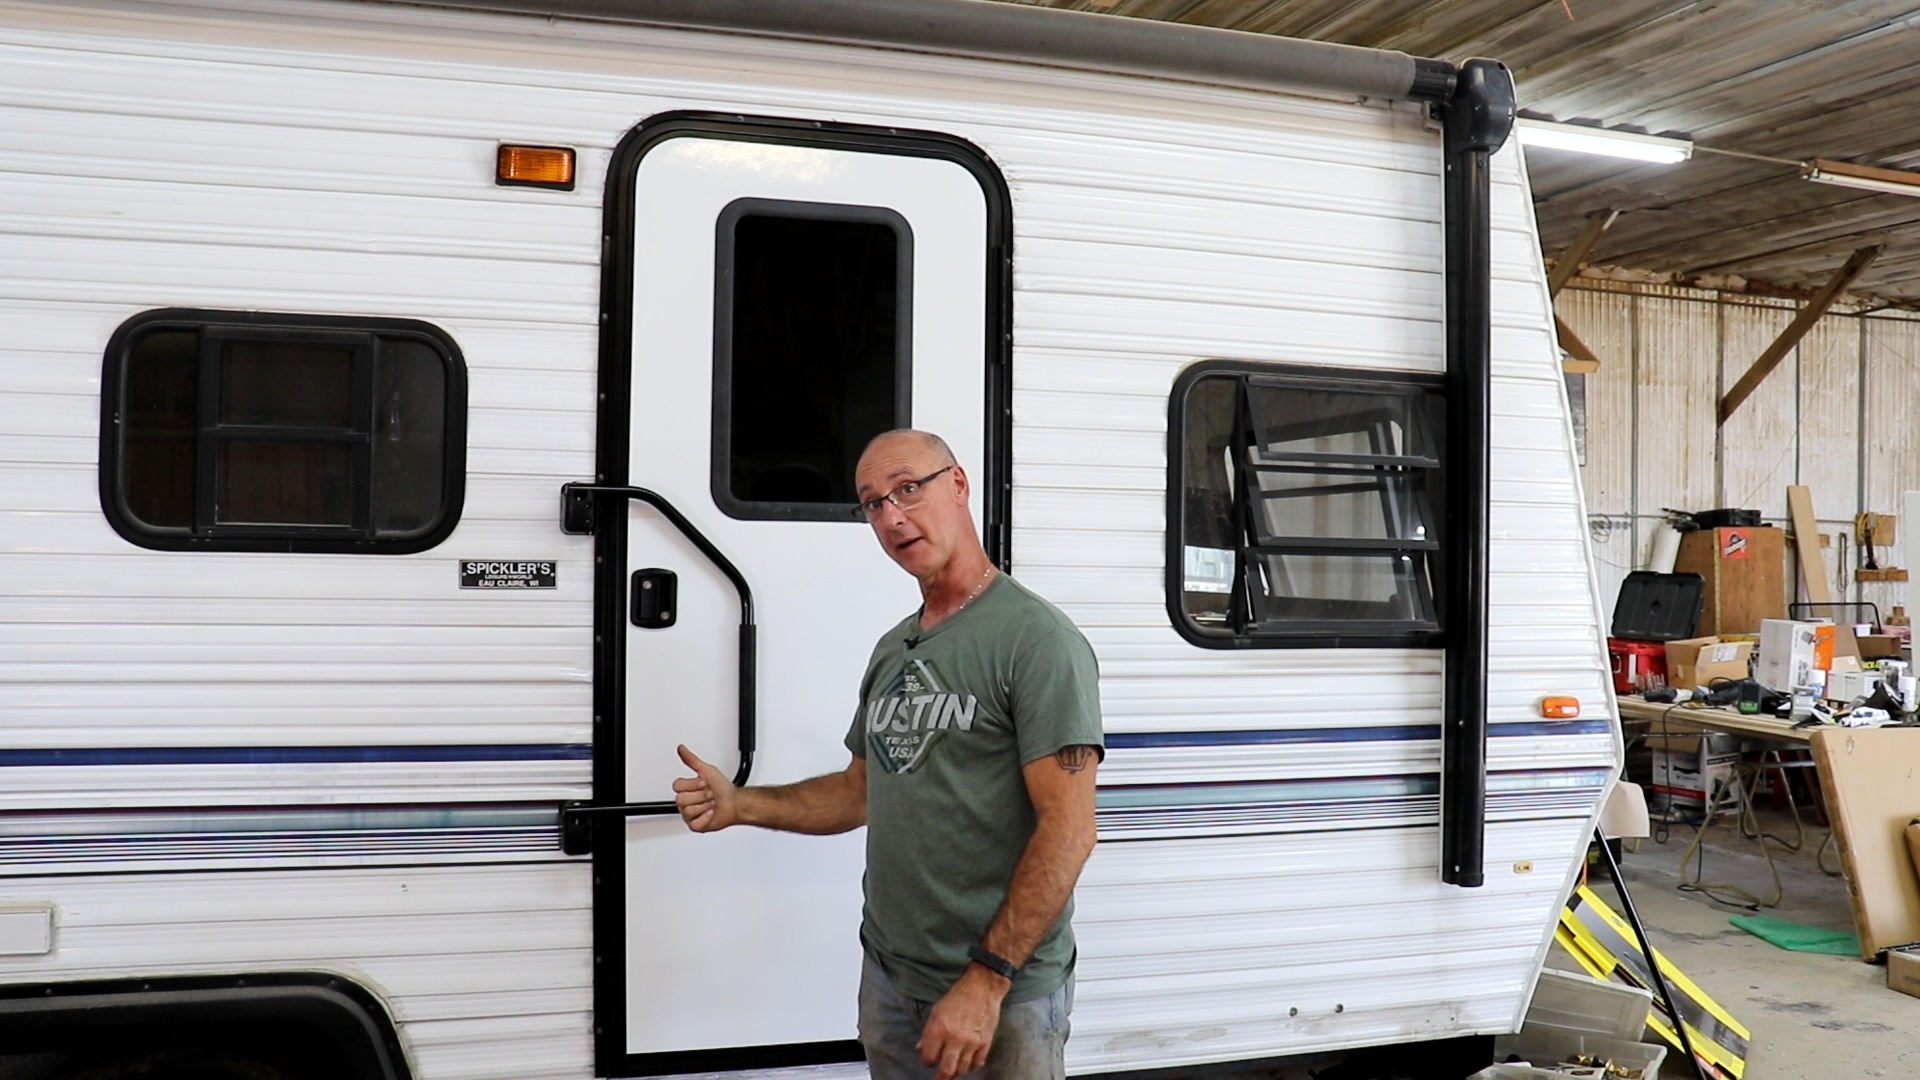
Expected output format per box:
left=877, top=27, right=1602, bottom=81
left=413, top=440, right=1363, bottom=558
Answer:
left=594, top=116, right=999, bottom=1074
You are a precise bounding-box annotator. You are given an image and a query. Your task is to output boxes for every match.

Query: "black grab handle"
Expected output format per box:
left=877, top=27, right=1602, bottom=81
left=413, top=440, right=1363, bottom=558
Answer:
left=558, top=482, right=757, bottom=855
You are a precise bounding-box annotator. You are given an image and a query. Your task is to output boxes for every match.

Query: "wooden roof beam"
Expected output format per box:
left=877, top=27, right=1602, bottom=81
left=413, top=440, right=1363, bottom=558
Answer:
left=1717, top=245, right=1880, bottom=425
left=1549, top=210, right=1618, bottom=374
left=1548, top=208, right=1620, bottom=297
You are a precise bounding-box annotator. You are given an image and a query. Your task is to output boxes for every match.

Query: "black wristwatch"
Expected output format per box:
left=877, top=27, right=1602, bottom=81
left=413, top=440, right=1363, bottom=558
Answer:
left=966, top=944, right=1019, bottom=980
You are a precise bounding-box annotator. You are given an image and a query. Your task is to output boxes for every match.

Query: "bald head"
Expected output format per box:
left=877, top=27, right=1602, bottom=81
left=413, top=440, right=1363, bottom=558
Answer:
left=863, top=429, right=955, bottom=469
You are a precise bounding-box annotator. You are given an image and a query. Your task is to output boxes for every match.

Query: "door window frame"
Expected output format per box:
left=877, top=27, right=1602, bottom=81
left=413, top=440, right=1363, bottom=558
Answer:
left=710, top=197, right=916, bottom=522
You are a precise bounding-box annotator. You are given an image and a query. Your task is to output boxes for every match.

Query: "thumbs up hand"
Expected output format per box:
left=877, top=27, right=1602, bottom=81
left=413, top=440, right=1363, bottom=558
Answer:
left=672, top=744, right=739, bottom=832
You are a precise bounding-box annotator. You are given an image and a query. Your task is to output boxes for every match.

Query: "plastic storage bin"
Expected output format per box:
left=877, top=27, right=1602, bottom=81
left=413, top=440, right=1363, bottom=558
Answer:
left=1490, top=1029, right=1666, bottom=1080
left=1486, top=969, right=1665, bottom=1080
left=1526, top=968, right=1653, bottom=1040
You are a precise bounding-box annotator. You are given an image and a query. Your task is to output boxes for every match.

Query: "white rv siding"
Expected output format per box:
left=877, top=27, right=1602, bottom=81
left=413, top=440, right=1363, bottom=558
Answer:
left=0, top=1, right=1615, bottom=1076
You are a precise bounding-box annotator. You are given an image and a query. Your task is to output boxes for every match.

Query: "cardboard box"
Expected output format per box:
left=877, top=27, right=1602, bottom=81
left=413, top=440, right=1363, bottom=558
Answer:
left=1859, top=634, right=1905, bottom=659
left=1826, top=669, right=1881, bottom=703
left=1907, top=820, right=1920, bottom=893
left=1664, top=637, right=1753, bottom=690
left=1888, top=947, right=1920, bottom=999
left=1648, top=733, right=1740, bottom=812
left=1758, top=619, right=1819, bottom=690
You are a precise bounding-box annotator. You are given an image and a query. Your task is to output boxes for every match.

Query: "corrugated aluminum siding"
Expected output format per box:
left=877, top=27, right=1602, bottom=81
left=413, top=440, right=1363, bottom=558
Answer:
left=1558, top=281, right=1920, bottom=629
left=0, top=0, right=1614, bottom=1075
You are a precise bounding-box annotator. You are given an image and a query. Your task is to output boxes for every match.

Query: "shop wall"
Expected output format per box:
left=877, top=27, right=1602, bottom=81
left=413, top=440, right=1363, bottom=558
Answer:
left=1557, top=282, right=1920, bottom=627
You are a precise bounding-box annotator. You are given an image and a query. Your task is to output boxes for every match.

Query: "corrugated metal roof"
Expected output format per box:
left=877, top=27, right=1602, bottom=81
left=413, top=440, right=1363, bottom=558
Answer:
left=1007, top=0, right=1920, bottom=308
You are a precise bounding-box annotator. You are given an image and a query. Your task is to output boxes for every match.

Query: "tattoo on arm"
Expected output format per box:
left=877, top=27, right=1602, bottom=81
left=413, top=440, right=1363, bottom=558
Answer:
left=1054, top=745, right=1097, bottom=773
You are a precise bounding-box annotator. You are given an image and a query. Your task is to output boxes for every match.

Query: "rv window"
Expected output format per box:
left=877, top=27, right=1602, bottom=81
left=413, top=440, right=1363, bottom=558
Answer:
left=102, top=310, right=465, bottom=554
left=713, top=200, right=912, bottom=520
left=1169, top=362, right=1445, bottom=648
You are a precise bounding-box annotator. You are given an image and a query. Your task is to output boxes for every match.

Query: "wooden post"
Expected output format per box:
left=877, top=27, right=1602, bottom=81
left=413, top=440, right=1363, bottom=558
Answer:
left=1718, top=247, right=1880, bottom=424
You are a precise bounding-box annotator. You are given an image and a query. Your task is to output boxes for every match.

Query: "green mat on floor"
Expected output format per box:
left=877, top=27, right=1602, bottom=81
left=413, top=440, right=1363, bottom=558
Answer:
left=1729, top=914, right=1860, bottom=955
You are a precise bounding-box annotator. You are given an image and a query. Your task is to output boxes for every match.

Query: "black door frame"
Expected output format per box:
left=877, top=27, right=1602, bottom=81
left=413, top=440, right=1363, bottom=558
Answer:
left=587, top=111, right=1012, bottom=1078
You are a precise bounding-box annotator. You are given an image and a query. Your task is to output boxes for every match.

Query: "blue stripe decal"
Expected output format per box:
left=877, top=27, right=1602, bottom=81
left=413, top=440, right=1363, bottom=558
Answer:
left=1108, top=728, right=1439, bottom=748
left=1108, top=719, right=1609, bottom=749
left=1491, top=720, right=1614, bottom=737
left=0, top=745, right=592, bottom=767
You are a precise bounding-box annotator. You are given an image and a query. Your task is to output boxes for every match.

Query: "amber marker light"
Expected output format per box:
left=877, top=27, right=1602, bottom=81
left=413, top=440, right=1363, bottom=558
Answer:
left=1539, top=696, right=1581, bottom=719
left=496, top=144, right=576, bottom=190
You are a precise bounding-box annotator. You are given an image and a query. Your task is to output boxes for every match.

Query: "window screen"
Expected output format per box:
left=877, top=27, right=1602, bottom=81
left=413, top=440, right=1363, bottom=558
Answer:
left=1169, top=362, right=1445, bottom=648
left=102, top=310, right=465, bottom=553
left=712, top=199, right=912, bottom=520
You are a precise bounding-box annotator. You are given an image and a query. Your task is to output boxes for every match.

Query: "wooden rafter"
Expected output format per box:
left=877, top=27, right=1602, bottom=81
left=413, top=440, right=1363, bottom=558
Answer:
left=1548, top=209, right=1621, bottom=297
left=1550, top=210, right=1619, bottom=374
left=1718, top=246, right=1880, bottom=424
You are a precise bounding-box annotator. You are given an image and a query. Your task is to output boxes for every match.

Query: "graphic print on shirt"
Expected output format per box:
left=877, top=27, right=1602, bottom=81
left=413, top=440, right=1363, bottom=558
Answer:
left=865, top=657, right=979, bottom=774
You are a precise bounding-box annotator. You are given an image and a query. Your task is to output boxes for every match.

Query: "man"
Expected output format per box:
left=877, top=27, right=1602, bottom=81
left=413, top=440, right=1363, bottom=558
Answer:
left=673, top=429, right=1103, bottom=1080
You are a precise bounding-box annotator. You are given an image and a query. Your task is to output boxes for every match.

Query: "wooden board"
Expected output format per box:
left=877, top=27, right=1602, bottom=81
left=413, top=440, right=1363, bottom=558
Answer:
left=1808, top=727, right=1920, bottom=957
left=1787, top=484, right=1861, bottom=661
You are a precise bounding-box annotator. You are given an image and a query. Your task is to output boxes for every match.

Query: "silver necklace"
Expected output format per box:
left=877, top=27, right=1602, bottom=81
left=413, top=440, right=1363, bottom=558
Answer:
left=919, top=566, right=996, bottom=630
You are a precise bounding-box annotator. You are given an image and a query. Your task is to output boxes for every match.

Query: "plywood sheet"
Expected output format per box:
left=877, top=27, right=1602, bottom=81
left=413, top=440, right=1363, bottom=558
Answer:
left=1809, top=727, right=1920, bottom=957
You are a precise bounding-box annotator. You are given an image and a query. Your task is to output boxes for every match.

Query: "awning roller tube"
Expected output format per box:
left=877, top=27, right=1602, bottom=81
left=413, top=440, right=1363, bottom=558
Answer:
left=385, top=0, right=1458, bottom=103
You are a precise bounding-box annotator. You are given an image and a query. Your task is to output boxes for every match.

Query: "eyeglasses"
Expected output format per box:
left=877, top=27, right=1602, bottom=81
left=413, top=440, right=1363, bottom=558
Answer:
left=857, top=465, right=954, bottom=519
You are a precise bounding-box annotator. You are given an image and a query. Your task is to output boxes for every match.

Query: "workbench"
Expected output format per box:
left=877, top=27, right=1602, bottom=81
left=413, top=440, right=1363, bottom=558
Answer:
left=1616, top=694, right=1834, bottom=907
left=1616, top=694, right=1811, bottom=743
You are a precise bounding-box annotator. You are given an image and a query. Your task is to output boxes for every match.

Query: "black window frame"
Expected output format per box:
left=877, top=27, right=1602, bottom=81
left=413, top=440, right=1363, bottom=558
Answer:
left=709, top=197, right=915, bottom=522
left=99, top=307, right=468, bottom=554
left=1166, top=359, right=1446, bottom=650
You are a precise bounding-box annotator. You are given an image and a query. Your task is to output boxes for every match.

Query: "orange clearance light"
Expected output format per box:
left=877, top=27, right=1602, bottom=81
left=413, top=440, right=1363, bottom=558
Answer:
left=1539, top=696, right=1581, bottom=719
left=496, top=144, right=575, bottom=190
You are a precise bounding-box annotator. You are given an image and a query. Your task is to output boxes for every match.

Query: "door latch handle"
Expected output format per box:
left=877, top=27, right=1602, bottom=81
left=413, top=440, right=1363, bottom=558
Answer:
left=631, top=569, right=677, bottom=629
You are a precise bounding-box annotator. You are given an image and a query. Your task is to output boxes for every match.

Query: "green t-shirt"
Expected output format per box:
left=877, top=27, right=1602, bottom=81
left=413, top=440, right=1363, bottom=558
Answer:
left=844, top=573, right=1104, bottom=1004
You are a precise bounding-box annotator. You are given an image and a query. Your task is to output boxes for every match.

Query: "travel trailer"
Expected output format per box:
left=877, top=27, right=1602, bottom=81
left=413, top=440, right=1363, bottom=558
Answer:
left=0, top=1, right=1619, bottom=1077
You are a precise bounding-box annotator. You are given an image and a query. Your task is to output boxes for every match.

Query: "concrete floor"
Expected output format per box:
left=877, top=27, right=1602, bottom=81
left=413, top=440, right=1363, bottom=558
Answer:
left=1600, top=803, right=1920, bottom=1079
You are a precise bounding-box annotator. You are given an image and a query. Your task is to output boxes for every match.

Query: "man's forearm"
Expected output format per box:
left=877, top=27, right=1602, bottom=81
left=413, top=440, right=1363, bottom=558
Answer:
left=978, top=813, right=1097, bottom=966
left=737, top=769, right=867, bottom=835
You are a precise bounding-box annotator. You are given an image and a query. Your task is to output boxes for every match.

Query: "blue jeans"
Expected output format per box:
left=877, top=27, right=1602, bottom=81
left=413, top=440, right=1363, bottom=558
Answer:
left=856, top=953, right=1072, bottom=1080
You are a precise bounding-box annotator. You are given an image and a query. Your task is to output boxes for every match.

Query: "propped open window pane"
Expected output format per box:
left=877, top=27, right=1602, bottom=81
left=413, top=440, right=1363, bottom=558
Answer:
left=1247, top=382, right=1435, bottom=463
left=1253, top=552, right=1430, bottom=624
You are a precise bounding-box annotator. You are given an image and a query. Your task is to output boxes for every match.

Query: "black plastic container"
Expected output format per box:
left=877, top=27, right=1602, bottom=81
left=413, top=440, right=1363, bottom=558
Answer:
left=1691, top=508, right=1761, bottom=529
left=1610, top=571, right=1705, bottom=641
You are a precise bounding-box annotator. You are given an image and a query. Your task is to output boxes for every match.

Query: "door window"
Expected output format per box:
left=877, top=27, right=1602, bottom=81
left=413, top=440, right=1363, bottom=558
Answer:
left=712, top=199, right=913, bottom=520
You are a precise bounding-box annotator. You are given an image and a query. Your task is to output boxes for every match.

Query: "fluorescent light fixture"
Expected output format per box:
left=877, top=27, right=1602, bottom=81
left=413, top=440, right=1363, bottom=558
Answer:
left=1803, top=158, right=1920, bottom=198
left=1515, top=118, right=1693, bottom=164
